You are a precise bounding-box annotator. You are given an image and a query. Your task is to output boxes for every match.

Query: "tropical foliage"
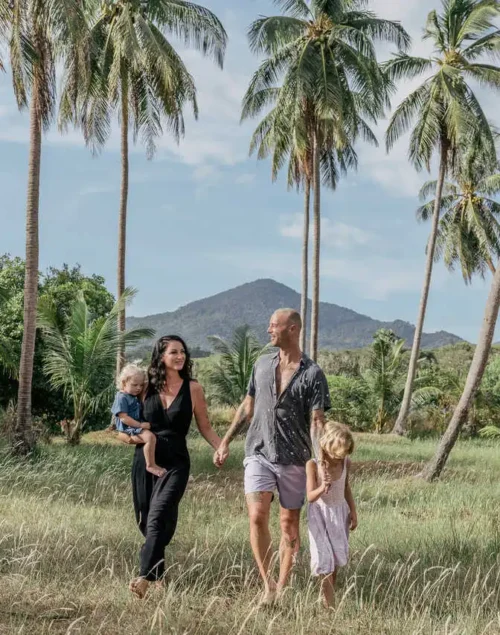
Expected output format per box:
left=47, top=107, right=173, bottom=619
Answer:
left=0, top=286, right=17, bottom=376
left=418, top=145, right=500, bottom=283
left=207, top=326, right=268, bottom=407
left=37, top=288, right=154, bottom=444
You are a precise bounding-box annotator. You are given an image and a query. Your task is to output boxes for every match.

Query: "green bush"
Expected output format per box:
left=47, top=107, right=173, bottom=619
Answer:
left=327, top=375, right=374, bottom=431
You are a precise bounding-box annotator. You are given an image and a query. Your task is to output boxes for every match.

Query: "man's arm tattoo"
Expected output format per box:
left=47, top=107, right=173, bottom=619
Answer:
left=224, top=402, right=251, bottom=443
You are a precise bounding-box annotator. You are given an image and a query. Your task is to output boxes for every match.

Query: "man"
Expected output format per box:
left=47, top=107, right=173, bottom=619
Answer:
left=214, top=309, right=331, bottom=604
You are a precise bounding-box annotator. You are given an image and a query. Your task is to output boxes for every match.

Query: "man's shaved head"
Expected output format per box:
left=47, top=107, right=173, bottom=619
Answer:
left=273, top=308, right=302, bottom=331
left=268, top=309, right=302, bottom=349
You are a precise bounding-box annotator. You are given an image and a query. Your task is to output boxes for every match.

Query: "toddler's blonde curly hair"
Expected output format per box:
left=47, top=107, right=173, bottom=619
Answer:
left=117, top=363, right=147, bottom=391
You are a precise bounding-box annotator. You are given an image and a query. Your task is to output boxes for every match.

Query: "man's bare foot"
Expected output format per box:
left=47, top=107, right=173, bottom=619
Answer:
left=129, top=577, right=150, bottom=599
left=146, top=465, right=166, bottom=478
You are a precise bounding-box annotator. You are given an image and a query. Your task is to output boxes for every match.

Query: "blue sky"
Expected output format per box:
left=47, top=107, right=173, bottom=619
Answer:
left=0, top=0, right=497, bottom=342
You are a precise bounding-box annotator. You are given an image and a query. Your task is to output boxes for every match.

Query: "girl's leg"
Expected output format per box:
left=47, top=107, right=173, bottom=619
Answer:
left=134, top=431, right=166, bottom=477
left=320, top=570, right=337, bottom=608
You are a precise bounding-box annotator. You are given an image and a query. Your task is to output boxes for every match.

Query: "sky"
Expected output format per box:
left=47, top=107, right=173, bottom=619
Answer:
left=0, top=0, right=498, bottom=343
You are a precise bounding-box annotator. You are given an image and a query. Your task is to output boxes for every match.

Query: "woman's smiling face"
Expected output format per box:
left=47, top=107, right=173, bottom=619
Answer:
left=162, top=340, right=186, bottom=372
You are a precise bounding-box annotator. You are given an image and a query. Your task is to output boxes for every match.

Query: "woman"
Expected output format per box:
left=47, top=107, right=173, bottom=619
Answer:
left=129, top=335, right=222, bottom=598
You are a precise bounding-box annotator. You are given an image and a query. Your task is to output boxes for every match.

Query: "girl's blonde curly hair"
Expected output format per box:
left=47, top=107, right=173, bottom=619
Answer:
left=117, top=363, right=147, bottom=391
left=319, top=422, right=354, bottom=460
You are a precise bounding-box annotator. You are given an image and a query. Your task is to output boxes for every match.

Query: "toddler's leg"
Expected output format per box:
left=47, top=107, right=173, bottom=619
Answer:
left=117, top=432, right=134, bottom=445
left=135, top=430, right=166, bottom=478
left=320, top=571, right=337, bottom=609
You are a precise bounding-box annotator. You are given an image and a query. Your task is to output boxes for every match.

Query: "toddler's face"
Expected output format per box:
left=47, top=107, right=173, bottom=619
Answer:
left=124, top=375, right=144, bottom=396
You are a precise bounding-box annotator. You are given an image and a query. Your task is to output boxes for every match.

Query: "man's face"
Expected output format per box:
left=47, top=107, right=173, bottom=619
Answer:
left=267, top=312, right=291, bottom=348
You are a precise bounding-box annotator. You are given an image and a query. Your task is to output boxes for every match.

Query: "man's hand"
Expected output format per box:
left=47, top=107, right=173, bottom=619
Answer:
left=349, top=511, right=358, bottom=531
left=214, top=442, right=229, bottom=468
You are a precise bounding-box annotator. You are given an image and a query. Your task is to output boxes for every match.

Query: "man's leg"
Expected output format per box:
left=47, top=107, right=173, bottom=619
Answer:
left=246, top=491, right=275, bottom=602
left=277, top=506, right=301, bottom=595
left=276, top=463, right=306, bottom=596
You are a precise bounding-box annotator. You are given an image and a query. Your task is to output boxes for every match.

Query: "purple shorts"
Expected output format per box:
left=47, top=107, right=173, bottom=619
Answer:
left=243, top=455, right=306, bottom=510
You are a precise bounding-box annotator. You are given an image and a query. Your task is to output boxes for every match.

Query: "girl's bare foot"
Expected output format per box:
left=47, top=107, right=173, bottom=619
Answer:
left=129, top=577, right=150, bottom=599
left=259, top=581, right=277, bottom=607
left=146, top=465, right=166, bottom=477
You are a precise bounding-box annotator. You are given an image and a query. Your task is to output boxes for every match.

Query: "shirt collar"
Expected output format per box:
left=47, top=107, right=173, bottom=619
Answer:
left=272, top=350, right=307, bottom=367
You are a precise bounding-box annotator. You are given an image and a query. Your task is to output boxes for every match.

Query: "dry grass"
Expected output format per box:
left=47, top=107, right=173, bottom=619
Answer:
left=1, top=434, right=500, bottom=634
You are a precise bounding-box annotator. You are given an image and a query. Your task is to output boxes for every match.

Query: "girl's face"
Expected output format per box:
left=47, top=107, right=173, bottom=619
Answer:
left=124, top=375, right=145, bottom=396
left=162, top=341, right=186, bottom=373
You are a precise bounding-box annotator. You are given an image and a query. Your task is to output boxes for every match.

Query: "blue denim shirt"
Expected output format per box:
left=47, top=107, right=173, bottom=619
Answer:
left=111, top=391, right=142, bottom=432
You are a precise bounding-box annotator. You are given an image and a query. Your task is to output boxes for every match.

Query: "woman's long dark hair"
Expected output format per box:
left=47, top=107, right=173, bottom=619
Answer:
left=147, top=335, right=193, bottom=397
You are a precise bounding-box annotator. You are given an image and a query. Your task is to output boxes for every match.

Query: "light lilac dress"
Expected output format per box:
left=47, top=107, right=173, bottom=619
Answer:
left=307, top=458, right=350, bottom=576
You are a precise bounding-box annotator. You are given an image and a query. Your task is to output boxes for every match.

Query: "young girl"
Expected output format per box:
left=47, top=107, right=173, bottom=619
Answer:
left=111, top=364, right=166, bottom=478
left=306, top=422, right=358, bottom=608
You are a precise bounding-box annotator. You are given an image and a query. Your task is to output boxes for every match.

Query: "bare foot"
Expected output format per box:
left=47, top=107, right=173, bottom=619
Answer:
left=258, top=583, right=277, bottom=607
left=129, top=577, right=150, bottom=599
left=146, top=465, right=166, bottom=478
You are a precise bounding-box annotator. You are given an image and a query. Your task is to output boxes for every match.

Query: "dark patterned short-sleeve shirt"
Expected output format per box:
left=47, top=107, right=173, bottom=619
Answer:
left=245, top=352, right=331, bottom=466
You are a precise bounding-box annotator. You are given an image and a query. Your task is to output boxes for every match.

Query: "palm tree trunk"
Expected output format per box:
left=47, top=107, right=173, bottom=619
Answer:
left=421, top=259, right=500, bottom=481
left=13, top=84, right=42, bottom=456
left=116, top=75, right=129, bottom=378
left=300, top=178, right=311, bottom=353
left=486, top=256, right=496, bottom=276
left=310, top=135, right=321, bottom=362
left=393, top=140, right=449, bottom=435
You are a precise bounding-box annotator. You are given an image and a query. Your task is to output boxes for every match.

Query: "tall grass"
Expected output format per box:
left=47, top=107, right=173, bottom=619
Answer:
left=1, top=434, right=500, bottom=633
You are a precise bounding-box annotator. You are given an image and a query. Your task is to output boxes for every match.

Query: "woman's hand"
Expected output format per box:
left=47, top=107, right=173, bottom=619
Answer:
left=214, top=442, right=229, bottom=468
left=192, top=383, right=223, bottom=453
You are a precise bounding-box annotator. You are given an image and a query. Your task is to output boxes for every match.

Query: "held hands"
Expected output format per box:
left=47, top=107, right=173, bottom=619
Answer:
left=213, top=442, right=229, bottom=468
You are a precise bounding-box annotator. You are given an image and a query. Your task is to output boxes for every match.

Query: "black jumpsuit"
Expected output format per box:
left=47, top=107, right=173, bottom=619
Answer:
left=131, top=379, right=192, bottom=581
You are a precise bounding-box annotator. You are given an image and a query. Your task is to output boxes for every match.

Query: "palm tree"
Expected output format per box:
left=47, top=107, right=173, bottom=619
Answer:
left=386, top=0, right=500, bottom=435
left=421, top=261, right=500, bottom=481
left=8, top=0, right=87, bottom=455
left=207, top=326, right=268, bottom=407
left=245, top=99, right=360, bottom=356
left=243, top=0, right=410, bottom=361
left=72, top=0, right=227, bottom=376
left=417, top=146, right=500, bottom=283
left=38, top=288, right=154, bottom=445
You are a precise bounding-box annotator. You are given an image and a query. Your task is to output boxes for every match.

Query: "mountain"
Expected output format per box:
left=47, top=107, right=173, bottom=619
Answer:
left=127, top=279, right=463, bottom=353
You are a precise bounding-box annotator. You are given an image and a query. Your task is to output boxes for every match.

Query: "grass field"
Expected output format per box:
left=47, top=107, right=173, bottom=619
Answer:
left=1, top=432, right=500, bottom=634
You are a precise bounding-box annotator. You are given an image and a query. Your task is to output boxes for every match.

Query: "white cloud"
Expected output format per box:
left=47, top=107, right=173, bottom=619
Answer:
left=210, top=247, right=448, bottom=301
left=235, top=173, right=256, bottom=185
left=192, top=164, right=221, bottom=182
left=279, top=213, right=373, bottom=249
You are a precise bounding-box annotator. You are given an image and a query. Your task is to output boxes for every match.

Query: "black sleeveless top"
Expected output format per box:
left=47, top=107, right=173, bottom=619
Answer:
left=142, top=378, right=193, bottom=465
